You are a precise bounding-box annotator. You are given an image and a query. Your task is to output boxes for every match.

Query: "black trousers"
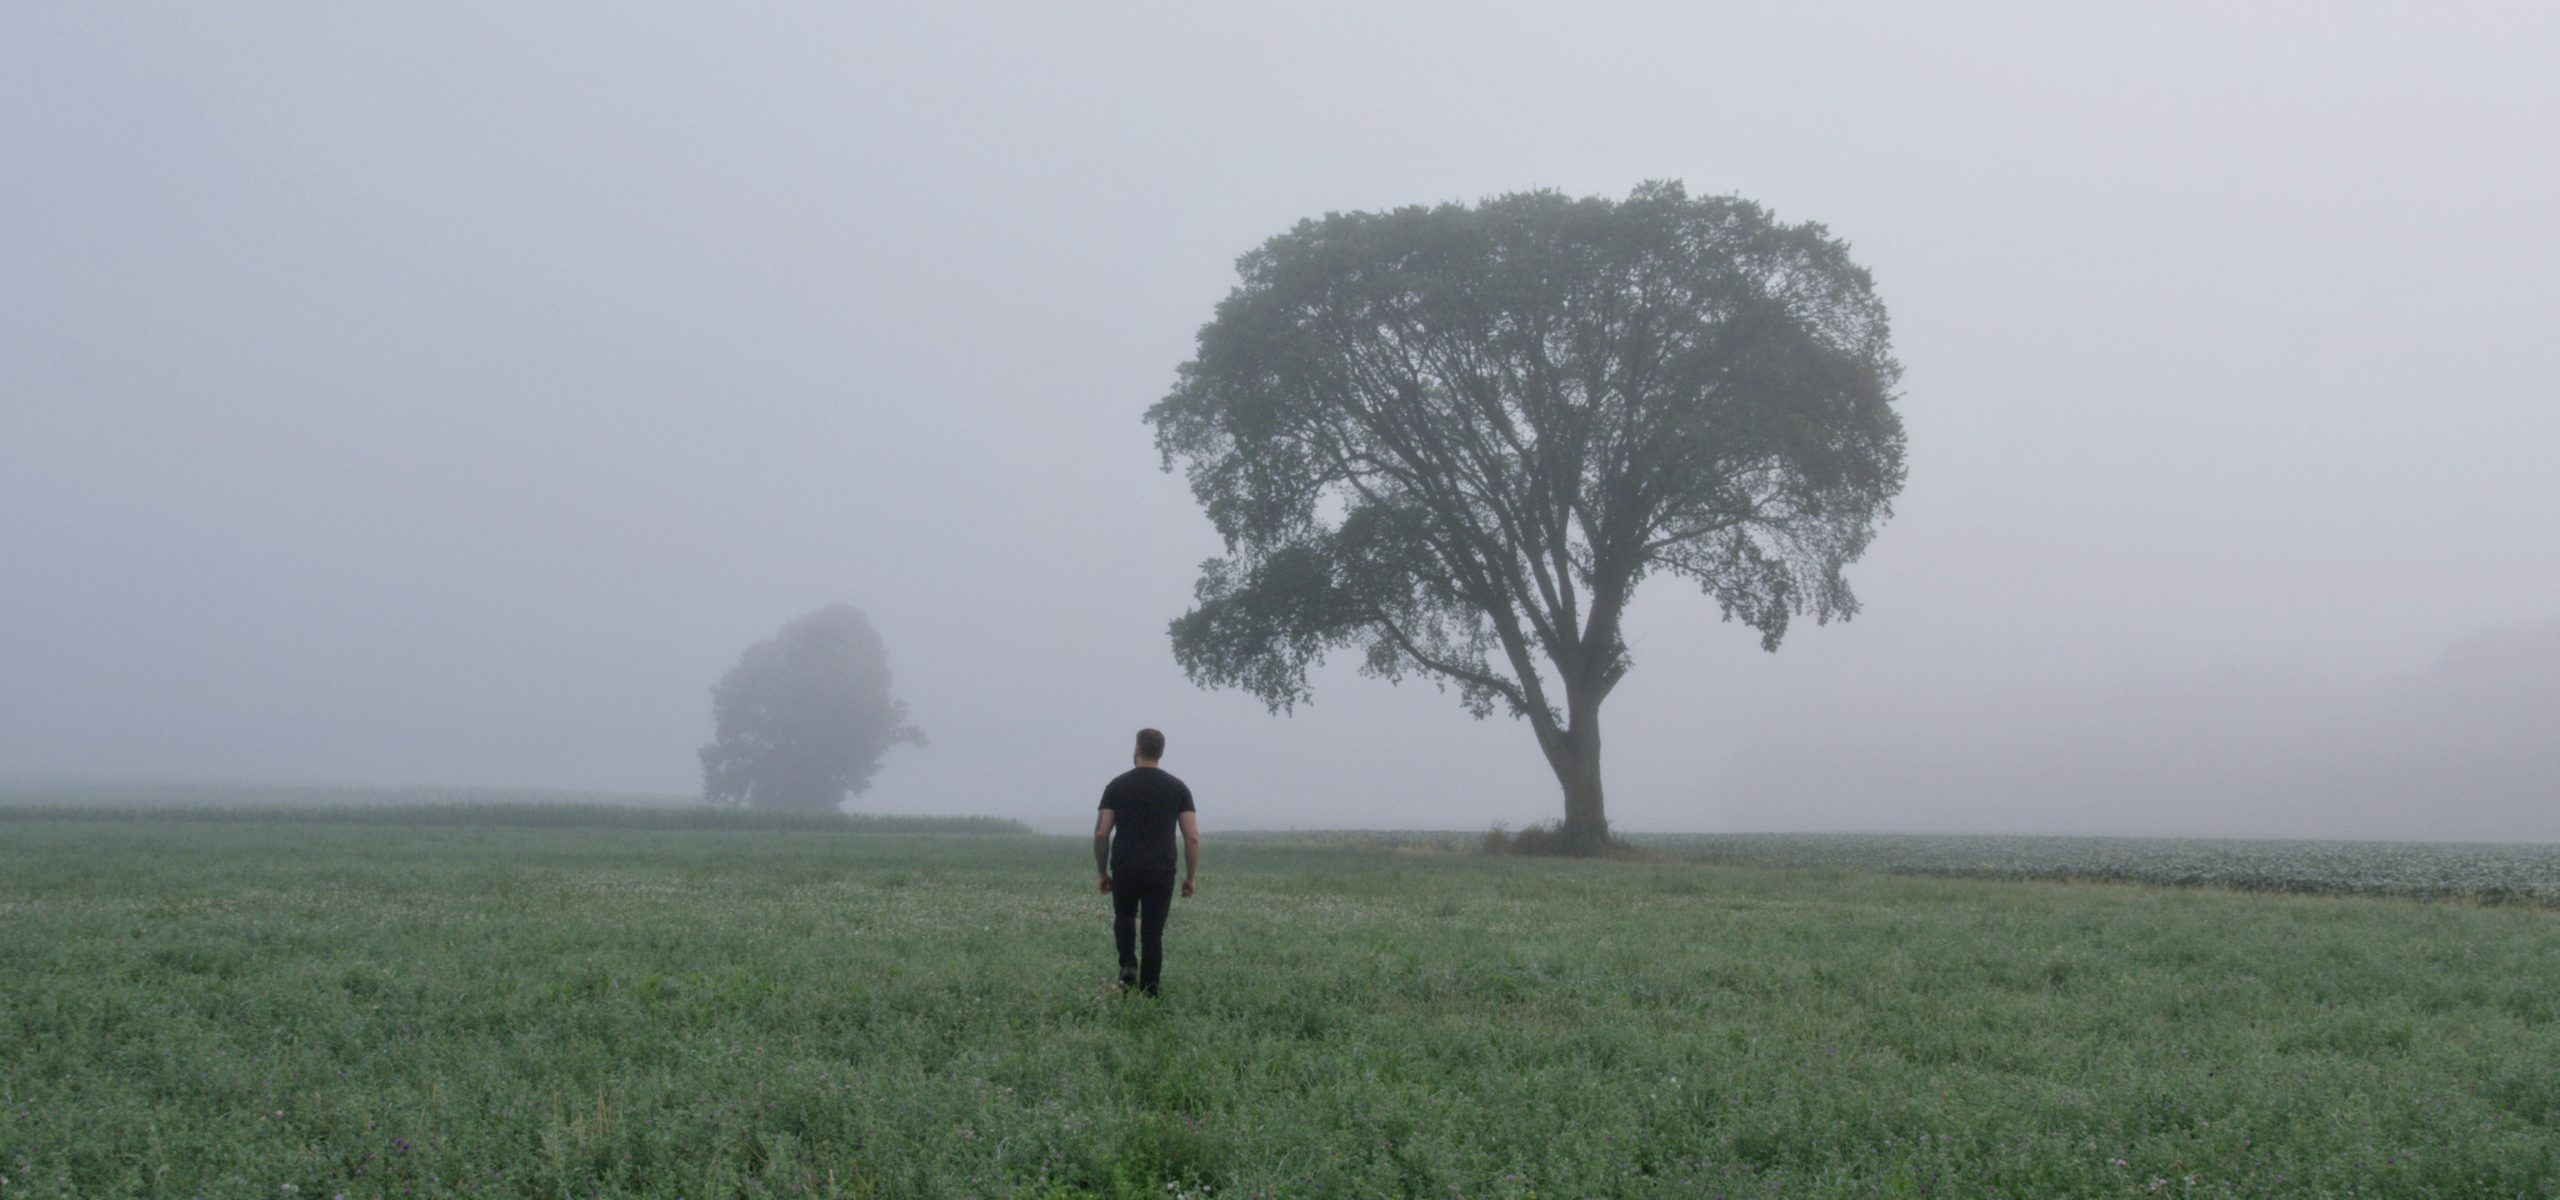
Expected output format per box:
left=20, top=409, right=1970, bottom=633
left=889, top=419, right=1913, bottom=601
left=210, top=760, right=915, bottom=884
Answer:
left=1111, top=872, right=1176, bottom=991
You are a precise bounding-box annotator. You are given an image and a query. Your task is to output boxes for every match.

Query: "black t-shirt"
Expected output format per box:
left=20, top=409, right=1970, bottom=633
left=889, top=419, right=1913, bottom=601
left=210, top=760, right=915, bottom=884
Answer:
left=1099, top=766, right=1194, bottom=878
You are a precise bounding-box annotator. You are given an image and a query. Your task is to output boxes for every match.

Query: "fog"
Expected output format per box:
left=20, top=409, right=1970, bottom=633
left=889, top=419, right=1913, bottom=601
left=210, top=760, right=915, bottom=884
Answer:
left=4, top=3, right=2554, bottom=840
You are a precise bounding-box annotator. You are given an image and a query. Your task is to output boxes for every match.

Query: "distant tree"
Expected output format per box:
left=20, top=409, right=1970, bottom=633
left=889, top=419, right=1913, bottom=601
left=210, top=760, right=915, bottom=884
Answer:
left=699, top=604, right=924, bottom=811
left=1147, top=182, right=1906, bottom=852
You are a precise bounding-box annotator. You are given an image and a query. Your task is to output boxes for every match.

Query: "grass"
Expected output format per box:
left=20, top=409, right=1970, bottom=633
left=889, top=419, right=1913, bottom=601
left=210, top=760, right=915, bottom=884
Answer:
left=1243, top=829, right=2560, bottom=906
left=1634, top=832, right=2560, bottom=905
left=2, top=809, right=2555, bottom=1197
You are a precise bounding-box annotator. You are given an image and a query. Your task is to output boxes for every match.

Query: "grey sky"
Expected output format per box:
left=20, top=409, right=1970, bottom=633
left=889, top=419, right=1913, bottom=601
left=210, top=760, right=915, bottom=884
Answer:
left=4, top=3, right=2554, bottom=838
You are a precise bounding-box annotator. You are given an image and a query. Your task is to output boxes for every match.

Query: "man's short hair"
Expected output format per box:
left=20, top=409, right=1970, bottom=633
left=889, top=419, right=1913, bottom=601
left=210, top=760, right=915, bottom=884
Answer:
left=1135, top=728, right=1166, bottom=761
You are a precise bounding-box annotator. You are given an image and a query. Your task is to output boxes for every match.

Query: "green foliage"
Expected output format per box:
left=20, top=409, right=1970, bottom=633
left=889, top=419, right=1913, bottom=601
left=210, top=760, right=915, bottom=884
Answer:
left=1147, top=182, right=1906, bottom=846
left=1481, top=819, right=1637, bottom=858
left=1266, top=828, right=2560, bottom=906
left=700, top=604, right=925, bottom=811
left=1645, top=831, right=2560, bottom=905
left=3, top=817, right=2555, bottom=1196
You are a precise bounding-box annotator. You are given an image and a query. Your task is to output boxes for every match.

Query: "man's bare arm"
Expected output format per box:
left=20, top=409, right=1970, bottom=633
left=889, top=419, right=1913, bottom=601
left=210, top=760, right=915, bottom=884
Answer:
left=1093, top=809, right=1116, bottom=891
left=1179, top=810, right=1201, bottom=897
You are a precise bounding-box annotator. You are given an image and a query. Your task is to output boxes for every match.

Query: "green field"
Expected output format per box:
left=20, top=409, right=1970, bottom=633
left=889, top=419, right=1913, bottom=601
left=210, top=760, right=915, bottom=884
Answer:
left=1249, top=831, right=2560, bottom=906
left=3, top=810, right=2556, bottom=1198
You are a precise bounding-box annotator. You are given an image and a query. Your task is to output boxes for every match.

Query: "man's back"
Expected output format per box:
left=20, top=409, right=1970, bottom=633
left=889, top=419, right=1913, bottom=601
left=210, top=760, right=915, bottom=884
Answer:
left=1099, top=766, right=1193, bottom=878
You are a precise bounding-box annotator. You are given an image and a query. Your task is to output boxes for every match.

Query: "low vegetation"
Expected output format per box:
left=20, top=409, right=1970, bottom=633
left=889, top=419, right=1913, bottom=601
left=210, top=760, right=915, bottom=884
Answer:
left=3, top=809, right=2554, bottom=1197
left=1263, top=828, right=2560, bottom=906
left=1648, top=832, right=2560, bottom=906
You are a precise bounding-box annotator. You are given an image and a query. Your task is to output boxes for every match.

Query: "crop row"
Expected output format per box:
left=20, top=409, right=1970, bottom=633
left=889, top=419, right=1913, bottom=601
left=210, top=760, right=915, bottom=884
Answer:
left=1229, top=828, right=2560, bottom=904
left=1639, top=832, right=2560, bottom=904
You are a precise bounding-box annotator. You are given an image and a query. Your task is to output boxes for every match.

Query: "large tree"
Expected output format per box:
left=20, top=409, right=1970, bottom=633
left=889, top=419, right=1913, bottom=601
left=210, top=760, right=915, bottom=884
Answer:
left=1146, top=182, right=1905, bottom=850
left=699, top=604, right=923, bottom=811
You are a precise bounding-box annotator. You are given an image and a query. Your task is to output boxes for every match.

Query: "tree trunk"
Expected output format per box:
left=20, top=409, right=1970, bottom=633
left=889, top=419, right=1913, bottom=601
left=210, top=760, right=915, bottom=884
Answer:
left=1560, top=752, right=1608, bottom=852
left=1544, top=689, right=1610, bottom=853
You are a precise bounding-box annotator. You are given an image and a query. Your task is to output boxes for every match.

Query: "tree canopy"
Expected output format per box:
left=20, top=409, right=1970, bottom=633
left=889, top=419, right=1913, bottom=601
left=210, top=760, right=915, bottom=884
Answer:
left=1146, top=182, right=1905, bottom=849
left=699, top=604, right=923, bottom=811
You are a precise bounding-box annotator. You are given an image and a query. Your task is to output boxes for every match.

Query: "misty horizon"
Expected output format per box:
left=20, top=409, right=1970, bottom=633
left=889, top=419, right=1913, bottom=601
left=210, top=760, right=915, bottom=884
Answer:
left=5, top=4, right=2554, bottom=842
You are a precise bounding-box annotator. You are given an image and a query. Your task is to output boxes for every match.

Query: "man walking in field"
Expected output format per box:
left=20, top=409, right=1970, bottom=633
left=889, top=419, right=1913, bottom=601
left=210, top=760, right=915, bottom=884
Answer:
left=1094, top=727, right=1199, bottom=997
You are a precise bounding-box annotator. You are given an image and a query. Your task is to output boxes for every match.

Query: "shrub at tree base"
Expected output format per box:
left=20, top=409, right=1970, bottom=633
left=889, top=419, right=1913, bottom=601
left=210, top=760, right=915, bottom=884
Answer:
left=1485, top=820, right=1643, bottom=858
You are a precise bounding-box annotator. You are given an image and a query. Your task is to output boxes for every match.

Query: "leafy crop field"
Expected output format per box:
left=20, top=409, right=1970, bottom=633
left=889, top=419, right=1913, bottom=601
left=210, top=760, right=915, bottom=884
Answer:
left=3, top=811, right=2556, bottom=1198
left=1239, top=831, right=2560, bottom=906
left=1651, top=833, right=2560, bottom=906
